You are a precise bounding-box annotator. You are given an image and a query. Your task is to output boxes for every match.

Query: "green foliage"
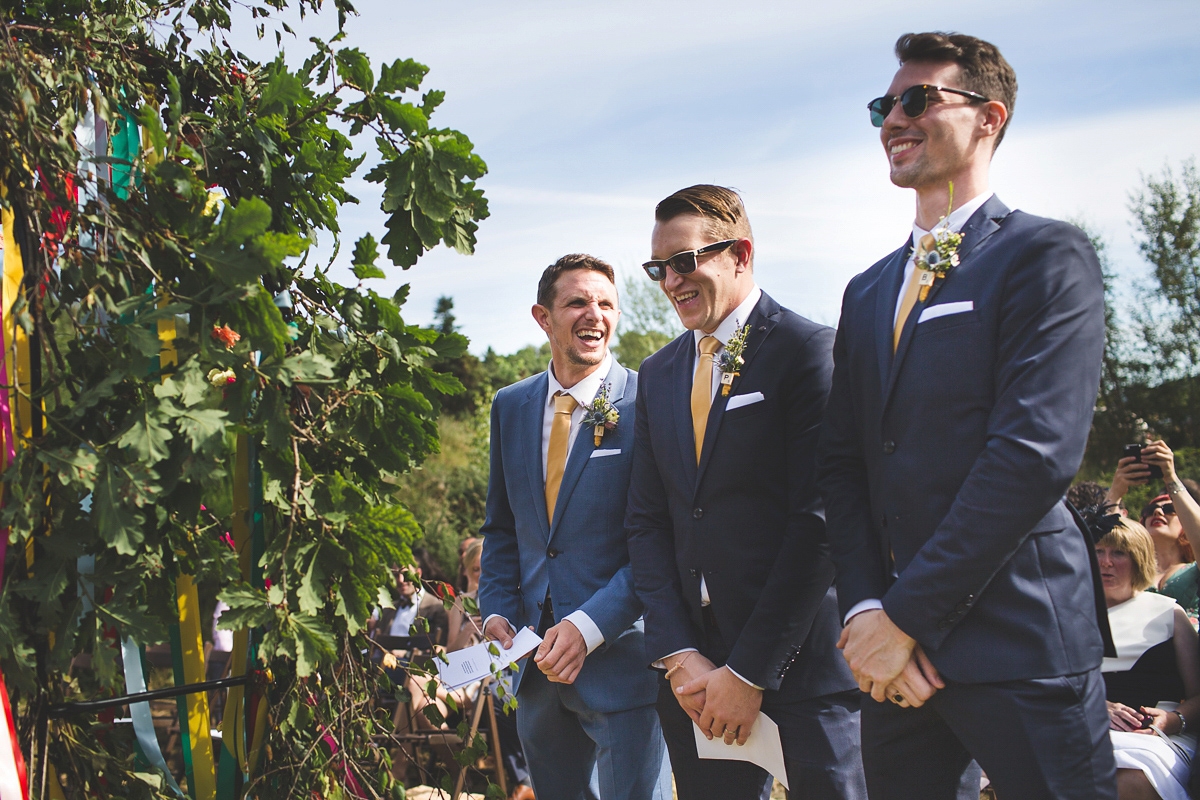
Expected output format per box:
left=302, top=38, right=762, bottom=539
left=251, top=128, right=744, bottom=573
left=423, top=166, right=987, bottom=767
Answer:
left=611, top=273, right=681, bottom=368
left=1131, top=160, right=1200, bottom=377
left=0, top=0, right=489, bottom=796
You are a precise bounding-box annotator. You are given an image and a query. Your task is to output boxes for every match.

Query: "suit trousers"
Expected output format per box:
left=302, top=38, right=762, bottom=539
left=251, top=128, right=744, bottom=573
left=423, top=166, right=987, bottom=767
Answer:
left=658, top=678, right=866, bottom=800
left=861, top=668, right=1116, bottom=800
left=517, top=663, right=671, bottom=800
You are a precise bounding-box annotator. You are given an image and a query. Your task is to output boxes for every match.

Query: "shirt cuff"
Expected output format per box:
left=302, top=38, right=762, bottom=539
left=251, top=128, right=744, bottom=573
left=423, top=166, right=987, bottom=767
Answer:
left=482, top=614, right=510, bottom=636
left=652, top=647, right=698, bottom=670
left=844, top=598, right=883, bottom=626
left=726, top=666, right=764, bottom=691
left=563, top=610, right=604, bottom=654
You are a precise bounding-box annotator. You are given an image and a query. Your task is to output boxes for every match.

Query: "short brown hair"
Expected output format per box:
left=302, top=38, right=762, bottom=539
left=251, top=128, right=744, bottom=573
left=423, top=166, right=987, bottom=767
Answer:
left=895, top=32, right=1017, bottom=148
left=1096, top=518, right=1157, bottom=592
left=655, top=185, right=754, bottom=249
left=536, top=253, right=616, bottom=308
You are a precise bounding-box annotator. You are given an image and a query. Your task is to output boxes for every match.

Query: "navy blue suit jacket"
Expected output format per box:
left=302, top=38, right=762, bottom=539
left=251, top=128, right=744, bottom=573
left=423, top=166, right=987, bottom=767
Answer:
left=817, top=196, right=1110, bottom=684
left=626, top=292, right=856, bottom=697
left=478, top=360, right=657, bottom=713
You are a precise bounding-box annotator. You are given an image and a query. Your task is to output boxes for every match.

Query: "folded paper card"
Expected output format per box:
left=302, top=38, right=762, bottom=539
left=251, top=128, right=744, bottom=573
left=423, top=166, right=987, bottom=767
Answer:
left=693, top=711, right=788, bottom=790
left=437, top=627, right=542, bottom=690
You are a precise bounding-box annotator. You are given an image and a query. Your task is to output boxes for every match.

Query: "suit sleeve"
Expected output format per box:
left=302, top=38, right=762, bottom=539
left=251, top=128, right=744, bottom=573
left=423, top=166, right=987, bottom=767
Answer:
left=818, top=300, right=891, bottom=618
left=477, top=392, right=522, bottom=627
left=884, top=223, right=1105, bottom=648
left=626, top=368, right=701, bottom=664
left=724, top=325, right=839, bottom=688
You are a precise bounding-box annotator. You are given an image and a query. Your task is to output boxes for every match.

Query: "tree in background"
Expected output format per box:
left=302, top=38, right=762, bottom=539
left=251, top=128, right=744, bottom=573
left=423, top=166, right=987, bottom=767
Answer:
left=1078, top=162, right=1200, bottom=508
left=0, top=0, right=488, bottom=796
left=611, top=273, right=681, bottom=369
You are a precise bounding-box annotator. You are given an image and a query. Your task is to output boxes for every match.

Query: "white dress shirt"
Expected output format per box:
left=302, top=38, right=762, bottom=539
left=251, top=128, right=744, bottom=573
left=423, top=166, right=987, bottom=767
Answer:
left=848, top=191, right=992, bottom=626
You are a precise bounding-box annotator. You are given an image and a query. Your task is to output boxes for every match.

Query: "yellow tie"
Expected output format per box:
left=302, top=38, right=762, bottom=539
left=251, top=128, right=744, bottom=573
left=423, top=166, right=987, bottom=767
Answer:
left=691, top=336, right=722, bottom=463
left=545, top=392, right=577, bottom=523
left=893, top=233, right=936, bottom=353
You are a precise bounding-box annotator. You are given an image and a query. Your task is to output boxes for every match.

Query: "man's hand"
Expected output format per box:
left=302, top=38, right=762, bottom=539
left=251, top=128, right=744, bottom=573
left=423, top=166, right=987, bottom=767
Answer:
left=677, top=667, right=762, bottom=746
left=838, top=609, right=918, bottom=703
left=664, top=651, right=717, bottom=724
left=483, top=616, right=517, bottom=649
left=534, top=620, right=587, bottom=684
left=882, top=644, right=944, bottom=708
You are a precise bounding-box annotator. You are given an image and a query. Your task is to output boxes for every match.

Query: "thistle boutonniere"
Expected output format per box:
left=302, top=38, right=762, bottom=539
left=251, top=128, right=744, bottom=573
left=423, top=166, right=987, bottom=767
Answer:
left=581, top=383, right=618, bottom=446
left=915, top=182, right=964, bottom=302
left=716, top=323, right=750, bottom=396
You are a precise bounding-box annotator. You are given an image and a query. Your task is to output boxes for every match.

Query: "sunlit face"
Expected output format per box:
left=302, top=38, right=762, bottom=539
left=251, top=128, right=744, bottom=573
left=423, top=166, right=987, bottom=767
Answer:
left=1142, top=502, right=1182, bottom=541
left=651, top=213, right=748, bottom=334
left=879, top=61, right=989, bottom=191
left=532, top=269, right=619, bottom=378
left=1095, top=545, right=1135, bottom=607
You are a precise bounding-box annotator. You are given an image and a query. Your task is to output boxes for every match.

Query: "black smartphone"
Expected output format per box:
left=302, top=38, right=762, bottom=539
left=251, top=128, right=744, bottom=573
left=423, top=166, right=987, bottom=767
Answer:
left=1123, top=443, right=1163, bottom=480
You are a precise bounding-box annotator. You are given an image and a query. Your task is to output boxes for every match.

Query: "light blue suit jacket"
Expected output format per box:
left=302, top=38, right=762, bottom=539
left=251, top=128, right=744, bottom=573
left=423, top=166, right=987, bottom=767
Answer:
left=478, top=360, right=656, bottom=713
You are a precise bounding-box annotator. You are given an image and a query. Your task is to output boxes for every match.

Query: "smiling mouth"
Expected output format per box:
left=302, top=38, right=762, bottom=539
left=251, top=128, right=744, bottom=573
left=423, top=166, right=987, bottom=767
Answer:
left=576, top=329, right=604, bottom=342
left=889, top=140, right=919, bottom=156
left=673, top=290, right=698, bottom=305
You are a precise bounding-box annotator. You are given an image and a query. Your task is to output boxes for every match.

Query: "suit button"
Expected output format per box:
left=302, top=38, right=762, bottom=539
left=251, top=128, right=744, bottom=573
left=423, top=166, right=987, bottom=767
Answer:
left=692, top=508, right=704, bottom=519
left=547, top=547, right=560, bottom=559
left=882, top=441, right=896, bottom=455
left=689, top=569, right=699, bottom=577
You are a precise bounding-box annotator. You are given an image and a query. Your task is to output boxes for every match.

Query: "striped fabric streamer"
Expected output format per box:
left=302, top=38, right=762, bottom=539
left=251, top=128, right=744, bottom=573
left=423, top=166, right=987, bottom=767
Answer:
left=0, top=188, right=33, bottom=800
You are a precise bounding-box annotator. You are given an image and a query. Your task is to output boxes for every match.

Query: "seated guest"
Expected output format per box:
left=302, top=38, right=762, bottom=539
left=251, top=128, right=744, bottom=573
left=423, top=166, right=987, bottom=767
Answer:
left=373, top=547, right=449, bottom=647
left=1104, top=440, right=1200, bottom=618
left=447, top=540, right=483, bottom=652
left=1098, top=518, right=1200, bottom=800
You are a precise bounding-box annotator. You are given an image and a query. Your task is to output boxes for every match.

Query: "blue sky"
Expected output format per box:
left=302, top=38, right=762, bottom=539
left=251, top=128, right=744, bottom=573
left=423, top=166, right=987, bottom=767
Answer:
left=229, top=0, right=1200, bottom=355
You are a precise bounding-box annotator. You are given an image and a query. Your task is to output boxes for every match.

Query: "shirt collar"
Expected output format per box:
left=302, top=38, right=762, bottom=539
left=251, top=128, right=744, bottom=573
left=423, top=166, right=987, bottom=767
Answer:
left=693, top=285, right=762, bottom=352
left=911, top=191, right=993, bottom=246
left=546, top=352, right=612, bottom=409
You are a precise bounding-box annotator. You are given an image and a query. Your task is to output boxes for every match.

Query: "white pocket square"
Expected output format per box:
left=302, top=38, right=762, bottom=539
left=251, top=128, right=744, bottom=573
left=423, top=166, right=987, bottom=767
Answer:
left=918, top=300, right=974, bottom=323
left=725, top=391, right=765, bottom=411
left=590, top=449, right=621, bottom=458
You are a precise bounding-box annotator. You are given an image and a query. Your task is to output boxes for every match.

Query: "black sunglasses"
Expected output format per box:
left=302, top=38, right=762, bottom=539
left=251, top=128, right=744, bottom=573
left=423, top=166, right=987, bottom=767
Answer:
left=868, top=84, right=990, bottom=127
left=642, top=239, right=738, bottom=282
left=1143, top=503, right=1177, bottom=519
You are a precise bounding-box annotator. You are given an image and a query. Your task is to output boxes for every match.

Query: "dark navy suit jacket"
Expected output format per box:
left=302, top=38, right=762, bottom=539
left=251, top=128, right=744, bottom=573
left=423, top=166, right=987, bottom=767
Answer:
left=817, top=196, right=1111, bottom=684
left=626, top=292, right=855, bottom=698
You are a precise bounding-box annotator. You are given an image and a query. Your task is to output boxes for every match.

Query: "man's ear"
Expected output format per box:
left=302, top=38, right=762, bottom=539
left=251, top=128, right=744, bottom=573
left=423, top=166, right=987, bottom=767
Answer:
left=531, top=303, right=551, bottom=335
left=979, top=100, right=1008, bottom=141
left=733, top=238, right=754, bottom=274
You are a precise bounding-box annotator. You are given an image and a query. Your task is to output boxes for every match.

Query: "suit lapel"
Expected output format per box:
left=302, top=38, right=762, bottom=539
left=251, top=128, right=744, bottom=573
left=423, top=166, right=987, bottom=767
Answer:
left=549, top=363, right=629, bottom=537
left=884, top=197, right=1011, bottom=404
left=874, top=240, right=912, bottom=395
left=521, top=373, right=552, bottom=541
left=695, top=295, right=777, bottom=485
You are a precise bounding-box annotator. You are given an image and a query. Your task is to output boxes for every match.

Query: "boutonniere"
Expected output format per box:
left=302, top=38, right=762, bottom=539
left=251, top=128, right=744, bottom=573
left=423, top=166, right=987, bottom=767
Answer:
left=716, top=323, right=750, bottom=396
left=915, top=182, right=964, bottom=302
left=581, top=383, right=618, bottom=446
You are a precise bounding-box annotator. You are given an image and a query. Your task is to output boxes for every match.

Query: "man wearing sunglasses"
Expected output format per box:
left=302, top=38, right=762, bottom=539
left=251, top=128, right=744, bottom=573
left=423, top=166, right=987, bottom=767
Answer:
left=817, top=32, right=1115, bottom=800
left=626, top=184, right=865, bottom=798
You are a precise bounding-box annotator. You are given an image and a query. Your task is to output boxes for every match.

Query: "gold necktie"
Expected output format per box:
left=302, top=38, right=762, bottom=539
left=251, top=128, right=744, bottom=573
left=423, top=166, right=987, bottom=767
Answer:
left=545, top=392, right=577, bottom=523
left=690, top=336, right=722, bottom=463
left=893, top=233, right=936, bottom=353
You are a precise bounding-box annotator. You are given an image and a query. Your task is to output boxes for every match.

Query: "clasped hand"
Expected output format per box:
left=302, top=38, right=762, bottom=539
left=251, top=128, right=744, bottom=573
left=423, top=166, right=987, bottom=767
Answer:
left=838, top=609, right=943, bottom=708
left=667, top=652, right=761, bottom=746
left=483, top=616, right=588, bottom=684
